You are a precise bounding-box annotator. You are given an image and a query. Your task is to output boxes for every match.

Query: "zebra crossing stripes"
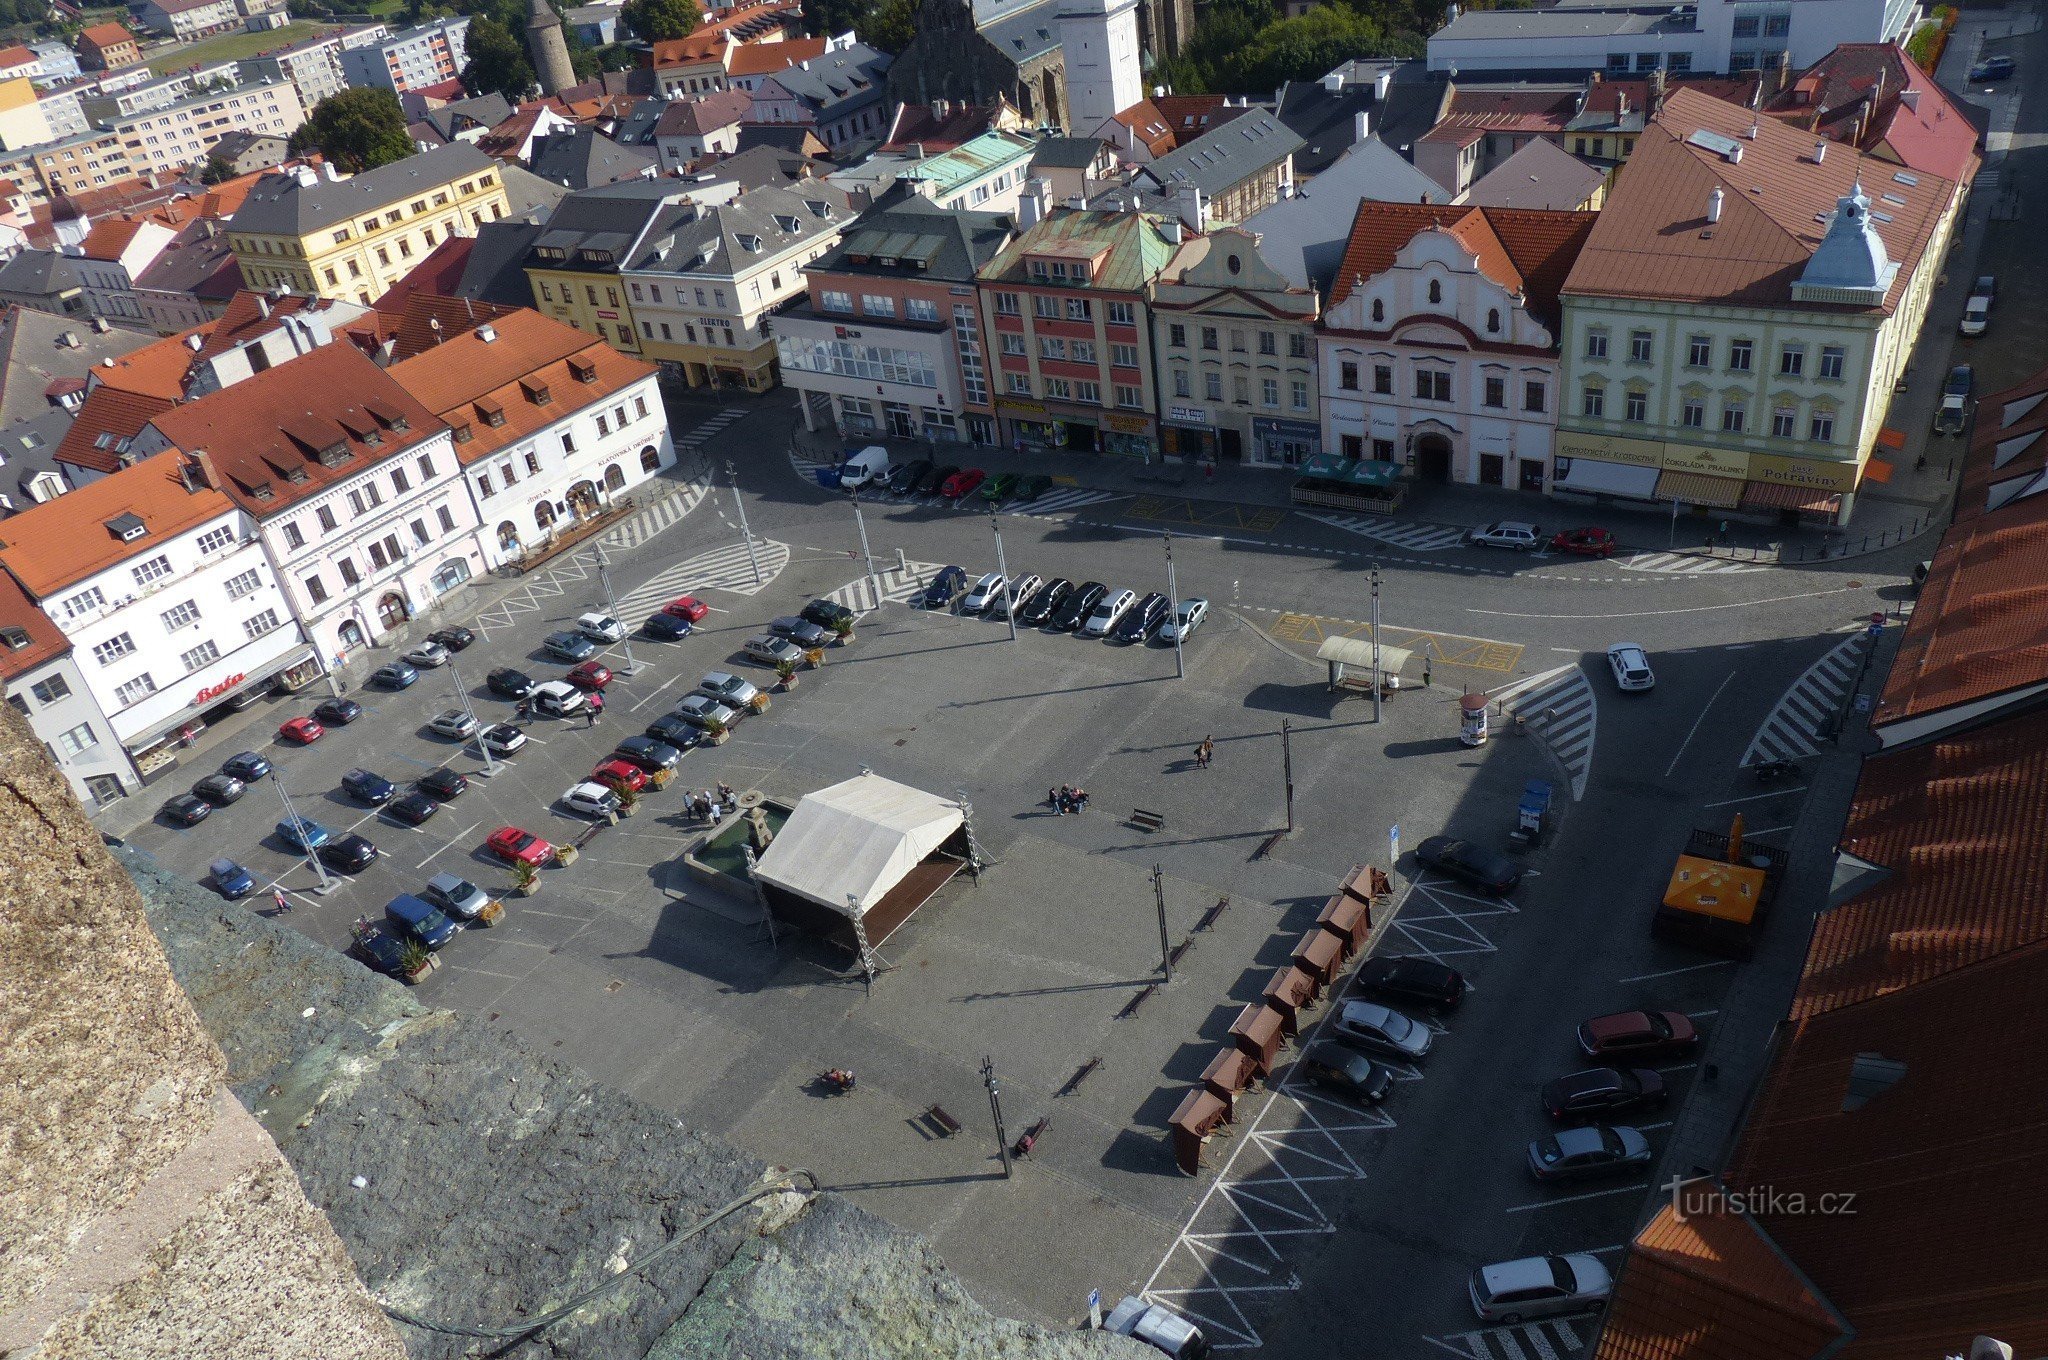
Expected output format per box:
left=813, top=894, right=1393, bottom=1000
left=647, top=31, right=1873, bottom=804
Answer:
left=826, top=560, right=953, bottom=614
left=1298, top=512, right=1469, bottom=552
left=599, top=478, right=705, bottom=552
left=611, top=540, right=790, bottom=618
left=1741, top=632, right=1865, bottom=766
left=1430, top=1317, right=1589, bottom=1360
left=1494, top=664, right=1597, bottom=800
left=1618, top=551, right=1766, bottom=576
left=1005, top=487, right=1127, bottom=517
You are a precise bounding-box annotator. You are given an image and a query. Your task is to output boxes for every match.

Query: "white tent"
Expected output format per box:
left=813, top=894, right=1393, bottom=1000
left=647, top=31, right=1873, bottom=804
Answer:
left=751, top=773, right=964, bottom=919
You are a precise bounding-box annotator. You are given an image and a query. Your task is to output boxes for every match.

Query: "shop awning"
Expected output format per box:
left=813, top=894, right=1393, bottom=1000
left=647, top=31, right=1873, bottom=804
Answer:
left=1316, top=634, right=1415, bottom=675
left=1298, top=452, right=1402, bottom=487
left=1657, top=470, right=1744, bottom=509
left=1554, top=457, right=1660, bottom=499
left=1740, top=480, right=1843, bottom=514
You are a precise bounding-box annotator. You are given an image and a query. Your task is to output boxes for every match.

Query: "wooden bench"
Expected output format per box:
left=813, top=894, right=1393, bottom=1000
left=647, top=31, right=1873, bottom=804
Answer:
left=1130, top=807, right=1166, bottom=832
left=925, top=1104, right=962, bottom=1137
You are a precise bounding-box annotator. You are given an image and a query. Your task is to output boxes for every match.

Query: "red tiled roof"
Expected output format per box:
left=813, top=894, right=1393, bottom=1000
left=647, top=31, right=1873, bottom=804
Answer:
left=654, top=88, right=751, bottom=138
left=1765, top=45, right=1979, bottom=184
left=0, top=567, right=70, bottom=680
left=0, top=44, right=36, bottom=67
left=77, top=216, right=149, bottom=262
left=880, top=100, right=1012, bottom=154
left=53, top=387, right=176, bottom=475
left=1422, top=86, right=1578, bottom=140
left=725, top=36, right=824, bottom=78
left=1329, top=200, right=1597, bottom=328
left=0, top=453, right=229, bottom=597
left=370, top=234, right=474, bottom=313
left=650, top=0, right=802, bottom=65
left=1108, top=98, right=1175, bottom=156
left=78, top=21, right=133, bottom=47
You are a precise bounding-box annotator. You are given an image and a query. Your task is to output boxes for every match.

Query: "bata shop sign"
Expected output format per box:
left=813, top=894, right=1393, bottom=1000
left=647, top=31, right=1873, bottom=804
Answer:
left=190, top=673, right=247, bottom=707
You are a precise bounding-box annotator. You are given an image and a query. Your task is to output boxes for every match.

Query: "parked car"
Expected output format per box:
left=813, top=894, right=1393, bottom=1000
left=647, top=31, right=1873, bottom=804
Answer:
left=1946, top=363, right=1976, bottom=398
left=1469, top=1254, right=1612, bottom=1323
left=341, top=768, right=397, bottom=804
left=1014, top=474, right=1054, bottom=501
left=696, top=670, right=759, bottom=707
left=837, top=444, right=891, bottom=489
left=387, top=792, right=440, bottom=826
left=478, top=723, right=528, bottom=755
left=487, top=668, right=536, bottom=699
left=1157, top=597, right=1208, bottom=643
left=566, top=661, right=613, bottom=691
left=319, top=833, right=380, bottom=873
left=418, top=767, right=469, bottom=801
left=1330, top=999, right=1433, bottom=1061
left=1115, top=591, right=1169, bottom=642
left=962, top=572, right=1008, bottom=614
left=402, top=641, right=450, bottom=669
left=742, top=635, right=803, bottom=667
left=1354, top=955, right=1465, bottom=1012
left=1017, top=577, right=1073, bottom=626
left=646, top=713, right=706, bottom=747
left=1467, top=521, right=1542, bottom=551
left=1415, top=835, right=1522, bottom=894
left=276, top=817, right=331, bottom=851
left=193, top=773, right=245, bottom=805
left=1605, top=643, right=1655, bottom=692
left=1081, top=588, right=1138, bottom=638
left=486, top=826, right=553, bottom=867
left=209, top=857, right=256, bottom=899
left=644, top=611, right=695, bottom=641
left=979, top=471, right=1020, bottom=501
left=384, top=892, right=458, bottom=948
left=1960, top=294, right=1991, bottom=337
left=590, top=758, right=648, bottom=793
left=423, top=873, right=494, bottom=921
left=610, top=736, right=683, bottom=772
left=531, top=680, right=586, bottom=717
left=917, top=464, right=958, bottom=496
left=351, top=923, right=417, bottom=979
left=222, top=751, right=272, bottom=782
left=1969, top=54, right=2016, bottom=81
left=371, top=661, right=419, bottom=689
left=576, top=611, right=626, bottom=643
left=1578, top=1009, right=1699, bottom=1060
left=800, top=599, right=857, bottom=632
left=543, top=631, right=598, bottom=662
left=991, top=572, right=1042, bottom=619
left=428, top=626, right=476, bottom=651
left=674, top=694, right=740, bottom=730
left=429, top=709, right=479, bottom=740
left=278, top=716, right=325, bottom=744
left=1934, top=393, right=1969, bottom=435
left=1051, top=581, right=1107, bottom=631
left=667, top=597, right=711, bottom=623
left=1975, top=274, right=1998, bottom=307
left=161, top=793, right=211, bottom=826
left=769, top=616, right=833, bottom=649
left=1527, top=1125, right=1653, bottom=1182
left=888, top=459, right=933, bottom=496
left=1297, top=1042, right=1394, bottom=1103
left=1103, top=1296, right=1212, bottom=1360
left=313, top=698, right=361, bottom=726
left=1542, top=1067, right=1667, bottom=1123
left=1549, top=527, right=1616, bottom=557
left=562, top=781, right=623, bottom=819
left=940, top=467, right=986, bottom=499
left=919, top=565, right=969, bottom=610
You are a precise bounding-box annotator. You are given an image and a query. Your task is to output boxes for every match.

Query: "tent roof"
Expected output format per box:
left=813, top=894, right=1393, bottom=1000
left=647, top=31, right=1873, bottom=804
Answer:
left=751, top=773, right=963, bottom=917
left=1316, top=634, right=1415, bottom=675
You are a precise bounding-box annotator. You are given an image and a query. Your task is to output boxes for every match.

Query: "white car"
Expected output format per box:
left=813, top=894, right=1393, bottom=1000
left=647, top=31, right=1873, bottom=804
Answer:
left=1468, top=521, right=1543, bottom=551
left=403, top=641, right=450, bottom=668
left=1960, top=294, right=1991, bottom=337
left=1469, top=1253, right=1612, bottom=1323
left=696, top=670, right=759, bottom=708
left=561, top=781, right=622, bottom=820
left=1081, top=588, right=1137, bottom=638
left=575, top=611, right=626, bottom=644
left=428, top=708, right=479, bottom=740
left=1158, top=597, right=1208, bottom=643
left=531, top=679, right=586, bottom=717
left=478, top=723, right=527, bottom=755
left=1606, top=643, right=1655, bottom=692
left=990, top=573, right=1041, bottom=619
left=962, top=572, right=1007, bottom=614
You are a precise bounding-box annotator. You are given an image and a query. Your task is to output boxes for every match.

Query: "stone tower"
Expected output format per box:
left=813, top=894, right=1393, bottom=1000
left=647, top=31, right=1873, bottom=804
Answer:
left=1058, top=0, right=1142, bottom=135
left=526, top=0, right=575, bottom=97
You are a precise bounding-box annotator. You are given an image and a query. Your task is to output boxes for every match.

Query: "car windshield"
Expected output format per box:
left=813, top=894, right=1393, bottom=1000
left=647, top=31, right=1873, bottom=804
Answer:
left=1548, top=1258, right=1579, bottom=1292
left=1378, top=1009, right=1413, bottom=1040
left=1648, top=1013, right=1673, bottom=1038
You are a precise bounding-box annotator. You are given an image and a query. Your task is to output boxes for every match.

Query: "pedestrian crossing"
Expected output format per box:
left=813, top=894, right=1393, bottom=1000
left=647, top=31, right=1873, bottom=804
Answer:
left=1005, top=487, right=1127, bottom=517
left=675, top=407, right=750, bottom=455
left=610, top=540, right=790, bottom=620
left=1494, top=664, right=1597, bottom=800
left=1618, top=551, right=1766, bottom=576
left=825, top=559, right=952, bottom=614
left=1431, top=1316, right=1592, bottom=1360
left=600, top=479, right=704, bottom=553
left=1741, top=632, right=1866, bottom=766
left=1299, top=512, right=1468, bottom=552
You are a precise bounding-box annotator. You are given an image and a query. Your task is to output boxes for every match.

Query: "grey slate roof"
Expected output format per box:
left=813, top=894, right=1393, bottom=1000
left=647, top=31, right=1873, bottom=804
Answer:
left=0, top=407, right=78, bottom=514
left=529, top=127, right=657, bottom=190
left=1461, top=137, right=1608, bottom=210
left=626, top=179, right=857, bottom=278
left=1239, top=141, right=1441, bottom=292
left=757, top=43, right=892, bottom=122
left=1138, top=111, right=1303, bottom=197
left=1292, top=59, right=1447, bottom=161
left=808, top=184, right=1011, bottom=284
left=1031, top=136, right=1105, bottom=169
left=734, top=123, right=825, bottom=156
left=496, top=163, right=571, bottom=222
left=526, top=178, right=685, bottom=272
left=0, top=306, right=150, bottom=427
left=453, top=220, right=545, bottom=307
left=415, top=93, right=512, bottom=144
left=228, top=143, right=499, bottom=237
left=603, top=95, right=667, bottom=146
left=690, top=143, right=831, bottom=193
left=0, top=250, right=86, bottom=305
left=980, top=0, right=1061, bottom=64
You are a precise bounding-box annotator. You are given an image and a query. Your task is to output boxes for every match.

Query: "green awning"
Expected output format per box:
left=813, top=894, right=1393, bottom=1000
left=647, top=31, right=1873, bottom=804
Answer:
left=1298, top=453, right=1402, bottom=488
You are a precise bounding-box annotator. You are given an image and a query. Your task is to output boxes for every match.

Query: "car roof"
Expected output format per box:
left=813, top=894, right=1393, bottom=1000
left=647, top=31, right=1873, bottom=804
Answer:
left=535, top=679, right=578, bottom=694
left=1479, top=1257, right=1557, bottom=1295
left=1551, top=1126, right=1610, bottom=1155
left=569, top=781, right=614, bottom=798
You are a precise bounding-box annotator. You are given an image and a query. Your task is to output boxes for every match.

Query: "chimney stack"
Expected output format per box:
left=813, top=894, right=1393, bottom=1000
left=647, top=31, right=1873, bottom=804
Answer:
left=1353, top=110, right=1370, bottom=142
left=1813, top=139, right=1827, bottom=163
left=1018, top=176, right=1049, bottom=228
left=1707, top=186, right=1724, bottom=223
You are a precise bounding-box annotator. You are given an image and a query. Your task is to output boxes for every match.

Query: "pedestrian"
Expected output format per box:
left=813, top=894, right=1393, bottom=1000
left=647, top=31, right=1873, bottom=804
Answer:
left=272, top=888, right=291, bottom=916
left=1048, top=787, right=1060, bottom=814
left=1197, top=736, right=1214, bottom=769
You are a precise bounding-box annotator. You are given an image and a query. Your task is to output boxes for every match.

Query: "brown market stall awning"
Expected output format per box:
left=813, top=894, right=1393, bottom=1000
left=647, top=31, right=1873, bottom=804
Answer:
left=1740, top=480, right=1844, bottom=514
left=1656, top=470, right=1744, bottom=508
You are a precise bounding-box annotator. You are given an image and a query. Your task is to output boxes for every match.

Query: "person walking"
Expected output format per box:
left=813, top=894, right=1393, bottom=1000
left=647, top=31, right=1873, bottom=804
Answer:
left=272, top=888, right=291, bottom=916
left=1196, top=736, right=1215, bottom=769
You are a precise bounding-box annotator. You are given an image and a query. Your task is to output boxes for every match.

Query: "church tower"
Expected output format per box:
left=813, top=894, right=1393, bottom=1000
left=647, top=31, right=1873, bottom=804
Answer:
left=1057, top=0, right=1142, bottom=136
left=526, top=0, right=576, bottom=97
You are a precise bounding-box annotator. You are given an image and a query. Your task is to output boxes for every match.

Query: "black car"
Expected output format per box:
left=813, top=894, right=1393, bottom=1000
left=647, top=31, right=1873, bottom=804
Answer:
left=314, top=697, right=362, bottom=726
left=1016, top=577, right=1073, bottom=627
left=1354, top=955, right=1465, bottom=1013
left=342, top=768, right=397, bottom=804
left=769, top=615, right=834, bottom=649
left=222, top=751, right=272, bottom=782
left=487, top=667, right=536, bottom=699
left=1115, top=591, right=1170, bottom=643
left=1297, top=1042, right=1394, bottom=1103
left=919, top=565, right=969, bottom=610
left=610, top=735, right=684, bottom=772
left=417, top=767, right=469, bottom=800
left=918, top=464, right=959, bottom=496
left=888, top=459, right=933, bottom=495
left=318, top=833, right=380, bottom=873
left=388, top=792, right=440, bottom=825
left=1050, top=581, right=1108, bottom=631
left=161, top=793, right=211, bottom=826
left=800, top=599, right=857, bottom=632
left=350, top=922, right=415, bottom=978
left=1415, top=834, right=1522, bottom=895
left=645, top=713, right=704, bottom=748
left=429, top=626, right=477, bottom=651
left=1945, top=364, right=1975, bottom=399
left=193, top=773, right=246, bottom=806
left=1541, top=1067, right=1666, bottom=1124
left=644, top=612, right=694, bottom=641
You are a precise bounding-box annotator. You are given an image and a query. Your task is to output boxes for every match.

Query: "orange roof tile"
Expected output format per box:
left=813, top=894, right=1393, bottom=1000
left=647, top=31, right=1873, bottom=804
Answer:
left=53, top=386, right=177, bottom=475
left=0, top=453, right=229, bottom=597
left=1329, top=200, right=1596, bottom=328
left=1108, top=99, right=1175, bottom=157
left=0, top=45, right=35, bottom=67
left=0, top=568, right=70, bottom=680
left=384, top=293, right=517, bottom=362
left=78, top=21, right=132, bottom=47
left=370, top=235, right=475, bottom=313
left=78, top=216, right=149, bottom=262
left=727, top=36, right=825, bottom=77
left=649, top=0, right=801, bottom=64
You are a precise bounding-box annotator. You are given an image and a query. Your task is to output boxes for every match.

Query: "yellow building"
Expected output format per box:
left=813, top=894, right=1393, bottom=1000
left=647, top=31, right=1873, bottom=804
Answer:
left=0, top=76, right=49, bottom=153
left=227, top=143, right=509, bottom=305
left=521, top=180, right=686, bottom=357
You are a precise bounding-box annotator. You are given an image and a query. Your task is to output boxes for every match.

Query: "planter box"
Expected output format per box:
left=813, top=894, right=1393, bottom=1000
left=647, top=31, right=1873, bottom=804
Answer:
left=553, top=844, right=580, bottom=867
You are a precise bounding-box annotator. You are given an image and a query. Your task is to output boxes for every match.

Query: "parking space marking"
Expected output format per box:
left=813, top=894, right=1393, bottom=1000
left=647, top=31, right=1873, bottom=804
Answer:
left=1123, top=495, right=1289, bottom=533
left=1257, top=609, right=1525, bottom=674
left=1618, top=959, right=1731, bottom=984
left=1504, top=1181, right=1652, bottom=1213
left=827, top=559, right=957, bottom=614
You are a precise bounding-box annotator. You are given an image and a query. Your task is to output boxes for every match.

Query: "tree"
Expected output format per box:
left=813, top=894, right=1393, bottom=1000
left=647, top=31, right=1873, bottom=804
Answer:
left=199, top=154, right=235, bottom=184
left=288, top=88, right=413, bottom=173
left=625, top=0, right=700, bottom=41
left=460, top=15, right=535, bottom=100
left=863, top=0, right=917, bottom=54
left=1237, top=5, right=1384, bottom=93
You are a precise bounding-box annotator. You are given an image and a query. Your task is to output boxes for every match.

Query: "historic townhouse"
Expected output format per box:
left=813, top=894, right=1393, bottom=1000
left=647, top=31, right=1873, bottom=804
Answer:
left=0, top=571, right=129, bottom=806
left=524, top=178, right=682, bottom=359
left=1318, top=200, right=1595, bottom=491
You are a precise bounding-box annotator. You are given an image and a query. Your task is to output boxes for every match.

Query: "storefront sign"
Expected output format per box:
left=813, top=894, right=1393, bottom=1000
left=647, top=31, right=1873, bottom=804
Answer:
left=1106, top=413, right=1152, bottom=435
left=1254, top=417, right=1321, bottom=440
left=1168, top=405, right=1210, bottom=424
left=1554, top=429, right=1665, bottom=468
left=997, top=399, right=1047, bottom=419
left=1748, top=450, right=1861, bottom=494
left=190, top=673, right=246, bottom=707
left=597, top=309, right=619, bottom=320
left=1660, top=442, right=1751, bottom=479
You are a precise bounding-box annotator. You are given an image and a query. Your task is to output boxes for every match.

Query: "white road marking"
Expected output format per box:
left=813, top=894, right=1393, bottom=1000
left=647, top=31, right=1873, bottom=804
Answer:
left=1662, top=670, right=1737, bottom=778
left=1618, top=959, right=1732, bottom=984
left=1504, top=1180, right=1653, bottom=1213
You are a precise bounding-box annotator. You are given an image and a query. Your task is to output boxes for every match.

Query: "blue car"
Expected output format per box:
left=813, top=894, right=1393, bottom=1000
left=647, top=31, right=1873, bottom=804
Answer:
left=222, top=751, right=272, bottom=782
left=276, top=816, right=331, bottom=851
left=209, top=858, right=255, bottom=899
left=920, top=565, right=968, bottom=610
left=371, top=661, right=418, bottom=689
left=342, top=767, right=397, bottom=804
left=644, top=612, right=694, bottom=641
left=384, top=893, right=459, bottom=949
left=543, top=631, right=598, bottom=662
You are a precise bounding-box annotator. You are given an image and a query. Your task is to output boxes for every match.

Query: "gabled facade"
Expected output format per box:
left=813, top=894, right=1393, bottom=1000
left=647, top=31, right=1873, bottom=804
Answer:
left=0, top=568, right=128, bottom=806
left=743, top=42, right=894, bottom=152
left=524, top=179, right=683, bottom=358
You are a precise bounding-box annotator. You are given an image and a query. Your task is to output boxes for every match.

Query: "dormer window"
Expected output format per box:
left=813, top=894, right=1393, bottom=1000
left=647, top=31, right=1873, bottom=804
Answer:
left=805, top=200, right=830, bottom=217
left=521, top=378, right=552, bottom=405
left=774, top=214, right=799, bottom=232
left=316, top=440, right=351, bottom=467
left=567, top=355, right=597, bottom=383
left=452, top=421, right=473, bottom=444
left=251, top=482, right=275, bottom=501
left=738, top=234, right=762, bottom=252
left=476, top=397, right=506, bottom=428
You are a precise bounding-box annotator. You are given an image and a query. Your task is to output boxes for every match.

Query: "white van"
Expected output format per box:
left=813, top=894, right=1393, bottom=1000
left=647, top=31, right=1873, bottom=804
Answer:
left=1960, top=295, right=1991, bottom=337
left=838, top=445, right=892, bottom=489
left=1081, top=588, right=1137, bottom=637
left=531, top=680, right=586, bottom=717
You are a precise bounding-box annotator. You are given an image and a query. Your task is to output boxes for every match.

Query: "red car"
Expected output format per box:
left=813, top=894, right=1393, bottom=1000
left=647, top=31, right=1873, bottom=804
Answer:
left=1577, top=1010, right=1699, bottom=1061
left=486, top=826, right=554, bottom=867
left=663, top=596, right=710, bottom=623
left=1550, top=527, right=1617, bottom=558
left=590, top=758, right=648, bottom=793
left=940, top=468, right=986, bottom=499
left=566, top=661, right=613, bottom=691
left=278, top=716, right=325, bottom=744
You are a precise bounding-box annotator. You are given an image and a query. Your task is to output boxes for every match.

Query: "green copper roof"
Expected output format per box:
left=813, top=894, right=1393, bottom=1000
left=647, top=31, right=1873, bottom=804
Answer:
left=978, top=207, right=1181, bottom=293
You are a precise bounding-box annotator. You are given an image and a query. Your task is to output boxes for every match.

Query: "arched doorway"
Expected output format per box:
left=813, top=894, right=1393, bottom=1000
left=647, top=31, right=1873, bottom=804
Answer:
left=566, top=481, right=599, bottom=518
left=603, top=463, right=626, bottom=493
left=496, top=520, right=519, bottom=553
left=376, top=592, right=409, bottom=630
left=640, top=444, right=661, bottom=472
left=338, top=620, right=365, bottom=652
left=535, top=501, right=557, bottom=533
left=431, top=559, right=471, bottom=594
left=1414, top=432, right=1454, bottom=482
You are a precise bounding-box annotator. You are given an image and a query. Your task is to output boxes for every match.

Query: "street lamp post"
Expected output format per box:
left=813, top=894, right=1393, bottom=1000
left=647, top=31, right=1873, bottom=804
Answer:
left=727, top=459, right=764, bottom=587
left=982, top=1055, right=1013, bottom=1180
left=275, top=779, right=335, bottom=894
left=594, top=546, right=638, bottom=675
left=1152, top=862, right=1172, bottom=981
left=1163, top=531, right=1183, bottom=679
left=848, top=488, right=883, bottom=612
left=1370, top=567, right=1383, bottom=724
left=989, top=505, right=1017, bottom=642
left=445, top=657, right=496, bottom=777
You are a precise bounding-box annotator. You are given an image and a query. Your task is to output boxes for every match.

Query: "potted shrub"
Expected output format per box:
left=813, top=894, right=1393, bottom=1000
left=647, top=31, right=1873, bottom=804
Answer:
left=830, top=617, right=855, bottom=646
left=398, top=941, right=434, bottom=984
left=748, top=691, right=771, bottom=714
left=775, top=657, right=799, bottom=691
left=803, top=646, right=826, bottom=671
left=613, top=784, right=640, bottom=818
left=511, top=858, right=540, bottom=896
left=703, top=716, right=730, bottom=746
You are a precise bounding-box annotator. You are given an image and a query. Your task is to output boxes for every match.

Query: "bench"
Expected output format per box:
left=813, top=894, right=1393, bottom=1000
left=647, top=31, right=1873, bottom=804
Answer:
left=924, top=1104, right=962, bottom=1137
left=1130, top=807, right=1166, bottom=832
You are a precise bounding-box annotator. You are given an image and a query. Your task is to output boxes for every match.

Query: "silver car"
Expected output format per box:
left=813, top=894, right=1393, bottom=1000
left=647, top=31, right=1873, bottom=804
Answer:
left=696, top=670, right=760, bottom=707
left=1467, top=520, right=1542, bottom=551
left=428, top=708, right=479, bottom=740
left=1330, top=999, right=1432, bottom=1061
left=674, top=694, right=740, bottom=729
left=478, top=723, right=527, bottom=755
left=576, top=611, right=626, bottom=643
left=962, top=571, right=1007, bottom=614
left=1468, top=1253, right=1612, bottom=1323
left=561, top=781, right=622, bottom=820
left=989, top=573, right=1040, bottom=619
left=1158, top=597, right=1208, bottom=643
left=403, top=641, right=450, bottom=668
left=742, top=635, right=803, bottom=667
left=423, top=872, right=494, bottom=921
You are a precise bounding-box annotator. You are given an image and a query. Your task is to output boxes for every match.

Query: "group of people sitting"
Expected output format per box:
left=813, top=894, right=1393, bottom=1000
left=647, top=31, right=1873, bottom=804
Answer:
left=1048, top=785, right=1090, bottom=815
left=688, top=782, right=739, bottom=822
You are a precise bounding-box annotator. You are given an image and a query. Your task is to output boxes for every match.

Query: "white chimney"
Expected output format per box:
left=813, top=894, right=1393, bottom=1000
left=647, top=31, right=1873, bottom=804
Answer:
left=477, top=323, right=497, bottom=342
left=1744, top=117, right=1759, bottom=139
left=1066, top=193, right=1087, bottom=209
left=1375, top=68, right=1392, bottom=102
left=1172, top=181, right=1206, bottom=233
left=293, top=164, right=318, bottom=188
left=1813, top=139, right=1827, bottom=163
left=1154, top=84, right=1167, bottom=98
left=321, top=160, right=341, bottom=181
left=1162, top=218, right=1183, bottom=244
left=1353, top=110, right=1370, bottom=142
left=1018, top=176, right=1049, bottom=228
left=1707, top=186, right=1724, bottom=223
left=1322, top=71, right=1343, bottom=94
left=1728, top=143, right=1743, bottom=163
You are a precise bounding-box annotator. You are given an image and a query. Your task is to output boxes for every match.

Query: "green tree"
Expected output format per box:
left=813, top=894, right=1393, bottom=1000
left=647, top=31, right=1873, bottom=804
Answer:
left=461, top=14, right=536, bottom=99
left=863, top=0, right=917, bottom=53
left=626, top=0, right=700, bottom=41
left=199, top=154, right=235, bottom=184
left=288, top=88, right=413, bottom=172
left=1236, top=5, right=1383, bottom=93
